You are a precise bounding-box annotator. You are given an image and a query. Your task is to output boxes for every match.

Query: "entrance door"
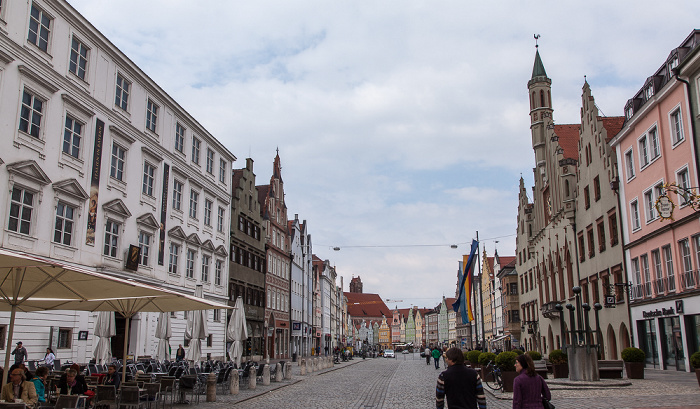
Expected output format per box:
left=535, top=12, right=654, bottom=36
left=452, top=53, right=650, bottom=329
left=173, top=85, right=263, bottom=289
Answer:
left=672, top=319, right=685, bottom=371
left=112, top=313, right=127, bottom=360
left=661, top=316, right=685, bottom=371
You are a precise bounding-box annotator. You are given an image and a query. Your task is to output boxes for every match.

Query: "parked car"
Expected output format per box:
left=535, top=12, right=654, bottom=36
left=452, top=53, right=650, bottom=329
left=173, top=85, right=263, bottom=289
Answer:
left=384, top=349, right=395, bottom=358
left=402, top=350, right=409, bottom=354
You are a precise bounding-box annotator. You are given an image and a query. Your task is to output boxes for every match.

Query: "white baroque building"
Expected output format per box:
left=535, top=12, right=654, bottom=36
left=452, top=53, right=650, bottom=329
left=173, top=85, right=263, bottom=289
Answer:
left=0, top=0, right=235, bottom=363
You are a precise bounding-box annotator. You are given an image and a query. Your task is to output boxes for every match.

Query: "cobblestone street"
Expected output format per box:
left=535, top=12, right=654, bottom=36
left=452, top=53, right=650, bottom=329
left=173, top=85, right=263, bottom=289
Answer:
left=174, top=353, right=700, bottom=409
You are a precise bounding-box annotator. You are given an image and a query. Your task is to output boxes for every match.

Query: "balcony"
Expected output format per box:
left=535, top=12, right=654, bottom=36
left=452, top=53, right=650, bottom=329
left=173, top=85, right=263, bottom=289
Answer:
left=541, top=301, right=561, bottom=319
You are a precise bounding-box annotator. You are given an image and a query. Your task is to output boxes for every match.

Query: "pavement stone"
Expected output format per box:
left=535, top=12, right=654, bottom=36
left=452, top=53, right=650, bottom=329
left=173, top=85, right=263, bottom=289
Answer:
left=171, top=353, right=700, bottom=409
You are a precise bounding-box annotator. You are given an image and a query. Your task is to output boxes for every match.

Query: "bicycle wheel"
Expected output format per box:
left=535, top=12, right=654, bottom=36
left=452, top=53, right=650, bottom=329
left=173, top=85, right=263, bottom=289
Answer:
left=484, top=370, right=502, bottom=390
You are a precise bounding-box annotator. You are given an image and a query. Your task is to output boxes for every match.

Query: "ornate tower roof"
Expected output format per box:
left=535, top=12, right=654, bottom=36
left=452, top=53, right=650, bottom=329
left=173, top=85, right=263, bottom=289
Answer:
left=531, top=49, right=548, bottom=79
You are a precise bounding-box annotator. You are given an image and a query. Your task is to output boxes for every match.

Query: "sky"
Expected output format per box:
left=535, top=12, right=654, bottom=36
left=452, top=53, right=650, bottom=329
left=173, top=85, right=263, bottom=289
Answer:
left=67, top=0, right=700, bottom=311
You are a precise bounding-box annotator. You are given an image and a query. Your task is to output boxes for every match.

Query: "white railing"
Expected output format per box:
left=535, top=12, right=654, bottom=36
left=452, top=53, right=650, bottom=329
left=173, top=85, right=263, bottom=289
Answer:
left=683, top=270, right=698, bottom=289
left=654, top=279, right=666, bottom=294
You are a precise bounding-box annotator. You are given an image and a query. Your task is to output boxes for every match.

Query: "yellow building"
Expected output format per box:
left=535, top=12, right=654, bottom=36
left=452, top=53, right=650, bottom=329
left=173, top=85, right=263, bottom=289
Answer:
left=481, top=250, right=494, bottom=345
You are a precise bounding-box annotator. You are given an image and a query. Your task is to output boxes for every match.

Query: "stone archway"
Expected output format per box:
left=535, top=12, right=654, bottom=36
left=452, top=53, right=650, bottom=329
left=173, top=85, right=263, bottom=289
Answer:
left=607, top=325, right=618, bottom=360
left=620, top=322, right=631, bottom=350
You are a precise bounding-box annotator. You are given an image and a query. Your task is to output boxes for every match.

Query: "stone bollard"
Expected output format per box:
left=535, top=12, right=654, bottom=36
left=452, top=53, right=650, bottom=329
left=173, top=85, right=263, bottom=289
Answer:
left=275, top=362, right=283, bottom=382
left=284, top=362, right=292, bottom=380
left=308, top=358, right=314, bottom=373
left=262, top=364, right=270, bottom=385
left=206, top=372, right=217, bottom=402
left=229, top=369, right=239, bottom=395
left=300, top=358, right=306, bottom=375
left=249, top=365, right=257, bottom=389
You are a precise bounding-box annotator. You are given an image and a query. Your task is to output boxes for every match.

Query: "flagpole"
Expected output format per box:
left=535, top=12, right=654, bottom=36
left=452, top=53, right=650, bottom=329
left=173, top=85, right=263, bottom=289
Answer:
left=472, top=232, right=479, bottom=350
left=477, top=231, right=485, bottom=351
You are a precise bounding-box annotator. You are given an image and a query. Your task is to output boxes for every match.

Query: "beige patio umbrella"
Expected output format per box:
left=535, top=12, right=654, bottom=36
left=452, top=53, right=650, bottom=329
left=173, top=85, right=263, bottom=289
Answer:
left=184, top=286, right=208, bottom=363
left=93, top=311, right=116, bottom=365
left=0, top=248, right=230, bottom=384
left=226, top=296, right=247, bottom=367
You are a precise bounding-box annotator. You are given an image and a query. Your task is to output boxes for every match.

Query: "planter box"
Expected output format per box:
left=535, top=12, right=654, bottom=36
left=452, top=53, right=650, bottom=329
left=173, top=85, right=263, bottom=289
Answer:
left=552, top=363, right=569, bottom=379
left=624, top=362, right=644, bottom=379
left=695, top=369, right=700, bottom=389
left=481, top=365, right=493, bottom=382
left=501, top=371, right=517, bottom=392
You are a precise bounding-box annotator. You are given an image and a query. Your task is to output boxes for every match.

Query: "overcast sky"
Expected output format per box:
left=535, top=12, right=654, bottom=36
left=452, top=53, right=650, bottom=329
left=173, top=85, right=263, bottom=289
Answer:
left=68, top=0, right=700, bottom=310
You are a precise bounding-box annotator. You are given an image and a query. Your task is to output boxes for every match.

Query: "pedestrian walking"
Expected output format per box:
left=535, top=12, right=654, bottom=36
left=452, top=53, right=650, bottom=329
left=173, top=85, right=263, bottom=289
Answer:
left=425, top=346, right=431, bottom=365
left=512, top=353, right=551, bottom=409
left=43, top=347, right=55, bottom=366
left=436, top=347, right=487, bottom=409
left=432, top=347, right=442, bottom=369
left=176, top=344, right=185, bottom=361
left=11, top=342, right=28, bottom=364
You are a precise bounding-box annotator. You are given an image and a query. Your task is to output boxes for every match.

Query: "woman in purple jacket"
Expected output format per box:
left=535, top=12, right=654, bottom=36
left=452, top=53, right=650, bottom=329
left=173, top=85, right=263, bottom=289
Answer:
left=512, top=353, right=551, bottom=409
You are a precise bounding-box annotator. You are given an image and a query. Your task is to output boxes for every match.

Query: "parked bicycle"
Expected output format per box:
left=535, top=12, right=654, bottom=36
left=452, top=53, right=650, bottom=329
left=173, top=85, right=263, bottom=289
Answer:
left=483, top=361, right=503, bottom=391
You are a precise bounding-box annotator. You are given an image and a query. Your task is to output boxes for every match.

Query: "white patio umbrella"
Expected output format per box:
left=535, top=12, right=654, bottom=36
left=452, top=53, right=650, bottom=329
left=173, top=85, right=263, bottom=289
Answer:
left=226, top=296, right=248, bottom=367
left=184, top=286, right=208, bottom=363
left=154, top=311, right=172, bottom=361
left=0, top=248, right=230, bottom=385
left=93, top=311, right=116, bottom=365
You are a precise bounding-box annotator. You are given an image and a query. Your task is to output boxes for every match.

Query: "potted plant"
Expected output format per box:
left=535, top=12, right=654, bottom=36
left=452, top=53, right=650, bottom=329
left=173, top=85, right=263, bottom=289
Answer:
left=512, top=349, right=525, bottom=356
left=478, top=352, right=496, bottom=381
left=689, top=351, right=700, bottom=388
left=548, top=349, right=568, bottom=378
left=467, top=350, right=482, bottom=368
left=527, top=350, right=542, bottom=360
left=621, top=347, right=645, bottom=379
left=496, top=351, right=519, bottom=392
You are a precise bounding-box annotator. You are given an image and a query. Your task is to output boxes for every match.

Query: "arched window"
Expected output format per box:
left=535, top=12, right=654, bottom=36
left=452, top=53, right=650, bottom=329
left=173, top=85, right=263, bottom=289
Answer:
left=540, top=90, right=546, bottom=107
left=565, top=180, right=570, bottom=197
left=532, top=92, right=536, bottom=108
left=548, top=91, right=552, bottom=108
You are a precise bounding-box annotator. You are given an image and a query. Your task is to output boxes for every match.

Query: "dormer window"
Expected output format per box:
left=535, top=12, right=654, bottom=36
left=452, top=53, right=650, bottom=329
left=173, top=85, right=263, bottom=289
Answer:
left=626, top=106, right=634, bottom=120
left=644, top=84, right=653, bottom=100
left=669, top=56, right=679, bottom=70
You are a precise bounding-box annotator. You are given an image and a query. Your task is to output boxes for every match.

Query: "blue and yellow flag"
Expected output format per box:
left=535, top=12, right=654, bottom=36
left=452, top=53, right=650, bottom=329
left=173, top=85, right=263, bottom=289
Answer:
left=452, top=240, right=478, bottom=324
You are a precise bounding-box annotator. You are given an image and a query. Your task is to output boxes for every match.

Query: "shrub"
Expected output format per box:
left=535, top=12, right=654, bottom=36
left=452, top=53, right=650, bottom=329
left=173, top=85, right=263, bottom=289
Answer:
left=548, top=349, right=567, bottom=364
left=478, top=352, right=496, bottom=366
left=621, top=347, right=645, bottom=363
left=467, top=350, right=482, bottom=366
left=495, top=351, right=518, bottom=372
left=527, top=350, right=542, bottom=361
left=690, top=351, right=700, bottom=370
left=512, top=349, right=524, bottom=356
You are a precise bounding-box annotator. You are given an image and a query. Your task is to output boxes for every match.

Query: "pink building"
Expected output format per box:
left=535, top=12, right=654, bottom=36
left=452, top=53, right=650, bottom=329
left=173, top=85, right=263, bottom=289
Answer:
left=610, top=31, right=700, bottom=372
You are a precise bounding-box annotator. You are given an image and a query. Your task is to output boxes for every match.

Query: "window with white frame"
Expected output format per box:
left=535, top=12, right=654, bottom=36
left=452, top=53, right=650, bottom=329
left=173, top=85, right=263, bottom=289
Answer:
left=638, top=135, right=649, bottom=168
left=191, top=137, right=200, bottom=165
left=213, top=309, right=220, bottom=322
left=215, top=259, right=222, bottom=286
left=19, top=89, right=44, bottom=138
left=28, top=4, right=52, bottom=53
left=186, top=249, right=195, bottom=279
left=146, top=99, right=158, bottom=133
left=694, top=235, right=700, bottom=274
left=175, top=123, right=185, bottom=154
left=62, top=114, right=82, bottom=158
left=110, top=143, right=126, bottom=181
left=138, top=231, right=151, bottom=266
left=217, top=207, right=224, bottom=232
left=652, top=249, right=663, bottom=286
left=189, top=190, right=198, bottom=219
left=53, top=202, right=75, bottom=245
left=201, top=254, right=210, bottom=282
left=203, top=199, right=212, bottom=226
left=219, top=159, right=227, bottom=184
left=168, top=242, right=180, bottom=274
left=624, top=149, right=635, bottom=181
left=69, top=36, right=88, bottom=81
left=115, top=73, right=130, bottom=111
left=670, top=108, right=684, bottom=144
left=142, top=162, right=155, bottom=196
left=643, top=189, right=656, bottom=223
left=649, top=127, right=660, bottom=160
left=103, top=219, right=120, bottom=257
left=206, top=149, right=214, bottom=174
left=8, top=187, right=34, bottom=235
left=172, top=180, right=183, bottom=211
left=677, top=167, right=690, bottom=206
left=641, top=254, right=651, bottom=296
left=680, top=238, right=692, bottom=277
left=630, top=199, right=640, bottom=231
left=663, top=245, right=675, bottom=292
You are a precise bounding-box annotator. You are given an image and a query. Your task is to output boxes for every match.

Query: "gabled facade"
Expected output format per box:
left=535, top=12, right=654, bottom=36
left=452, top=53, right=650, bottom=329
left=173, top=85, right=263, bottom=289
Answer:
left=289, top=214, right=313, bottom=359
left=481, top=253, right=494, bottom=344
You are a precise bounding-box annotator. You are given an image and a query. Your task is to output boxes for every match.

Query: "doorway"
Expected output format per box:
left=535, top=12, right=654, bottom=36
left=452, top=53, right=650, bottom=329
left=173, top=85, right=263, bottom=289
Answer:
left=112, top=313, right=128, bottom=361
left=661, top=316, right=685, bottom=371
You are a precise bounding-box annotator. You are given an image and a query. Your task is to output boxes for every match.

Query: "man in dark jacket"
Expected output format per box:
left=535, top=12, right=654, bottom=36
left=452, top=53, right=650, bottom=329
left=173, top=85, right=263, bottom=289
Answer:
left=435, top=347, right=486, bottom=409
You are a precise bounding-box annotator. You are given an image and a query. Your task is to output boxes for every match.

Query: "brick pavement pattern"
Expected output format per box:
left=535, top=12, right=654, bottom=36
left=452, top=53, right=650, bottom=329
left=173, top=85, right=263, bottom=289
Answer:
left=178, top=353, right=700, bottom=409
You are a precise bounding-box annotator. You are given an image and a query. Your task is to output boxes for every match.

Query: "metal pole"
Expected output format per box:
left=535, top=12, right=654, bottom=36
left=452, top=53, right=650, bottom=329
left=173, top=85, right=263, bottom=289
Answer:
left=122, top=315, right=131, bottom=383
left=477, top=232, right=485, bottom=351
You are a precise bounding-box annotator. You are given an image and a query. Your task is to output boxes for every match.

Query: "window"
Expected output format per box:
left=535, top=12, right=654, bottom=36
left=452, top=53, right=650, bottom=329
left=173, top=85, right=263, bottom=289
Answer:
left=207, top=334, right=213, bottom=347
left=8, top=187, right=34, bottom=235
left=189, top=190, right=198, bottom=219
left=206, top=149, right=214, bottom=174
left=587, top=227, right=595, bottom=258
left=110, top=143, right=126, bottom=181
left=142, top=162, right=155, bottom=196
left=54, top=202, right=75, bottom=245
left=213, top=309, right=221, bottom=322
left=632, top=257, right=641, bottom=285
left=217, top=207, right=225, bottom=232
left=670, top=109, right=684, bottom=144
left=138, top=231, right=151, bottom=266
left=583, top=186, right=590, bottom=209
left=641, top=254, right=651, bottom=296
left=649, top=127, right=660, bottom=160
left=186, top=249, right=195, bottom=279
left=191, top=137, right=200, bottom=165
left=680, top=238, right=693, bottom=287
left=593, top=176, right=600, bottom=202
left=639, top=135, right=649, bottom=168
left=28, top=4, right=51, bottom=53
left=219, top=159, right=227, bottom=183
left=663, top=245, right=675, bottom=292
left=625, top=150, right=635, bottom=180
left=694, top=236, right=700, bottom=276
left=175, top=123, right=185, bottom=153
left=62, top=115, right=82, bottom=158
left=168, top=243, right=179, bottom=274
left=677, top=167, right=690, bottom=206
left=215, top=259, right=222, bottom=286
left=115, top=74, right=130, bottom=111
left=69, top=36, right=88, bottom=80
left=103, top=220, right=119, bottom=257
left=597, top=220, right=606, bottom=253
left=203, top=199, right=212, bottom=226
left=644, top=190, right=656, bottom=222
left=146, top=99, right=158, bottom=133
left=652, top=249, right=664, bottom=293
left=201, top=254, right=210, bottom=282
left=630, top=200, right=640, bottom=231
left=19, top=89, right=44, bottom=138
left=172, top=180, right=183, bottom=211
left=578, top=234, right=585, bottom=262
left=57, top=328, right=71, bottom=349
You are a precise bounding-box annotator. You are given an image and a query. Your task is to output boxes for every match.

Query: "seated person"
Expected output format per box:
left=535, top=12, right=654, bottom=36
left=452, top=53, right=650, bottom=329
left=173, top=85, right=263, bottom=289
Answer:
left=1, top=367, right=39, bottom=408
left=102, top=364, right=120, bottom=390
left=30, top=366, right=49, bottom=403
left=57, top=369, right=88, bottom=395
